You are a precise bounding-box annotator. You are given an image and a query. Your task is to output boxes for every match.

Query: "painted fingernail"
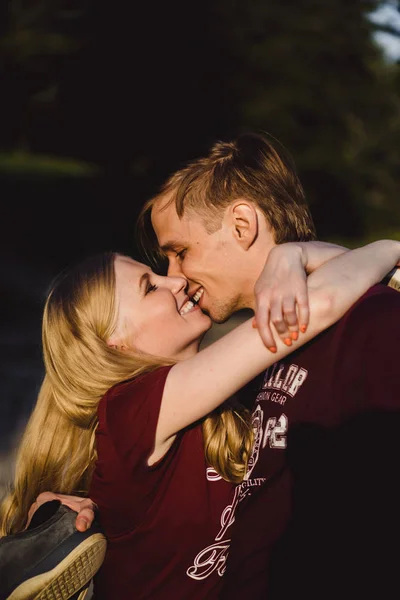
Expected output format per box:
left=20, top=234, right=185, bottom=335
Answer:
left=300, top=325, right=307, bottom=333
left=268, top=346, right=277, bottom=353
left=284, top=338, right=292, bottom=346
left=291, top=331, right=298, bottom=341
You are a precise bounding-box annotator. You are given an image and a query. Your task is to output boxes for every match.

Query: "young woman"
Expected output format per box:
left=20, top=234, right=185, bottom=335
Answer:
left=1, top=239, right=399, bottom=599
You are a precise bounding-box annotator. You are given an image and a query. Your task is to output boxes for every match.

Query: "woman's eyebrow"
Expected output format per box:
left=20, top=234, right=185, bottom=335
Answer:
left=138, top=272, right=150, bottom=291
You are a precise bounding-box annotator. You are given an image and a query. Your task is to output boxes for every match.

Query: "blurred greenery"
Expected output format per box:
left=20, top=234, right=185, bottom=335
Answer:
left=0, top=151, right=97, bottom=175
left=0, top=0, right=399, bottom=244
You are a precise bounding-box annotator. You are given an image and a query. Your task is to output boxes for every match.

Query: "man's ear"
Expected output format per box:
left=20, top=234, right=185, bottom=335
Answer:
left=230, top=201, right=258, bottom=250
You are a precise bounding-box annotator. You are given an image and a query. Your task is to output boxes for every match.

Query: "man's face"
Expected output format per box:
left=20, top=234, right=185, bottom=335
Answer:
left=151, top=199, right=251, bottom=323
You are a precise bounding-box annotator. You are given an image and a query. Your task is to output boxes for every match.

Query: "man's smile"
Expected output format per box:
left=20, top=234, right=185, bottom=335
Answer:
left=179, top=288, right=204, bottom=315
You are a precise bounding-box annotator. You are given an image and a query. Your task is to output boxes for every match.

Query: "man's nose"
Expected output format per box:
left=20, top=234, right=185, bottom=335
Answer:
left=167, top=260, right=185, bottom=278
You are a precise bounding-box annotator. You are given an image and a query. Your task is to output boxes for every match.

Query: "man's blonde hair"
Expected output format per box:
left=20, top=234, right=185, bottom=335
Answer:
left=137, top=131, right=316, bottom=267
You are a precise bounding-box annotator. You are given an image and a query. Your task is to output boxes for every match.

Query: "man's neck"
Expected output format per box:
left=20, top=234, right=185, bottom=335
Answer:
left=240, top=239, right=277, bottom=311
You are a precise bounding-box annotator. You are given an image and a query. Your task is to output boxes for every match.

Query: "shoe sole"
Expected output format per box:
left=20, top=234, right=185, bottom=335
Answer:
left=7, top=533, right=106, bottom=600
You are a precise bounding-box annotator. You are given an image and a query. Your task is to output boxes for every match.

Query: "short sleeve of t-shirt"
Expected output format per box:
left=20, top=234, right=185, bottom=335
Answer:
left=92, top=365, right=235, bottom=598
left=98, top=365, right=174, bottom=479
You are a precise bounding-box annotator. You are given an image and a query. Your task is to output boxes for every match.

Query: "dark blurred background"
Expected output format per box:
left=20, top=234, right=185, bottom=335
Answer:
left=1, top=0, right=399, bottom=489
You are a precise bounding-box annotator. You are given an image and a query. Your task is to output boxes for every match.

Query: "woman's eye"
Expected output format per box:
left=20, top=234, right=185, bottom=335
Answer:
left=145, top=283, right=158, bottom=295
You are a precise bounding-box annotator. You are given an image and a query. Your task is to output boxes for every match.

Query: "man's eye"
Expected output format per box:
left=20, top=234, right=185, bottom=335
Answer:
left=176, top=249, right=187, bottom=260
left=145, top=283, right=158, bottom=295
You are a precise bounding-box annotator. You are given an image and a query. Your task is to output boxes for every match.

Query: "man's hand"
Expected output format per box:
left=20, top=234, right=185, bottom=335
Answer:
left=253, top=243, right=310, bottom=350
left=27, top=492, right=97, bottom=532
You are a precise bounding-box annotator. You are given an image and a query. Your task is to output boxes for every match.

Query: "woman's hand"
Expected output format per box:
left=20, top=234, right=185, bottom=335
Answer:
left=253, top=241, right=349, bottom=350
left=27, top=491, right=96, bottom=532
left=253, top=243, right=309, bottom=350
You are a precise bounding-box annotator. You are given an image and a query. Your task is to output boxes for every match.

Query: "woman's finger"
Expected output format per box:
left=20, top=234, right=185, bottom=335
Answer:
left=296, top=291, right=310, bottom=333
left=282, top=297, right=298, bottom=340
left=254, top=298, right=277, bottom=351
left=270, top=303, right=292, bottom=346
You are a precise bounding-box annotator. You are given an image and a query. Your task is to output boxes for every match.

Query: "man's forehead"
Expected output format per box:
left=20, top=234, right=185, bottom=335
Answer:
left=151, top=197, right=179, bottom=227
left=151, top=199, right=197, bottom=247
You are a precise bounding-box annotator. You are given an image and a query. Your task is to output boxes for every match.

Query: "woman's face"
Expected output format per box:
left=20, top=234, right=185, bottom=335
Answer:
left=109, top=255, right=212, bottom=360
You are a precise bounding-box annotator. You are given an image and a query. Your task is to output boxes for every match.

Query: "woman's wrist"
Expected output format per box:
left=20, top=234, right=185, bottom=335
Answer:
left=270, top=242, right=305, bottom=269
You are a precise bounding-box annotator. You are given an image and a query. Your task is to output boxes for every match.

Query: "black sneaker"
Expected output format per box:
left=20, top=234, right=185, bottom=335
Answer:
left=0, top=500, right=107, bottom=600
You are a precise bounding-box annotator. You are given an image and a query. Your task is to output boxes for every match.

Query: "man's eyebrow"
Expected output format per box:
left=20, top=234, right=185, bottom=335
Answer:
left=159, top=240, right=181, bottom=253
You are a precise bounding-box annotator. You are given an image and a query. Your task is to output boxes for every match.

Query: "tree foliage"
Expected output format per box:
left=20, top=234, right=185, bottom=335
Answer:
left=0, top=0, right=399, bottom=240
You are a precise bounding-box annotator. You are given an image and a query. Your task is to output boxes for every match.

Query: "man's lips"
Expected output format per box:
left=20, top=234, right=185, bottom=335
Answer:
left=191, top=287, right=204, bottom=305
left=179, top=287, right=204, bottom=315
left=178, top=295, right=191, bottom=312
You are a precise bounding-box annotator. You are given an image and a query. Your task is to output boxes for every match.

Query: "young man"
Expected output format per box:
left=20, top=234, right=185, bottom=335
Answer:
left=25, top=132, right=400, bottom=599
left=135, top=131, right=400, bottom=599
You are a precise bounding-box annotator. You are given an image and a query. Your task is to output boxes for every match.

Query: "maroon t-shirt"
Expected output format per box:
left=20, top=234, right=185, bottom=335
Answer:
left=222, top=285, right=400, bottom=600
left=89, top=366, right=235, bottom=599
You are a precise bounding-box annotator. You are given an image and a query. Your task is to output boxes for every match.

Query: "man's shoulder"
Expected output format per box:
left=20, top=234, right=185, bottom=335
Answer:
left=288, top=283, right=399, bottom=359
left=331, top=283, right=400, bottom=353
left=341, top=283, right=400, bottom=323
left=356, top=282, right=399, bottom=304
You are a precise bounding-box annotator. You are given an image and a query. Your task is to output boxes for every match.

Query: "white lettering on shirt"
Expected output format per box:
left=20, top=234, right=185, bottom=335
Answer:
left=186, top=474, right=266, bottom=580
left=187, top=363, right=307, bottom=583
left=259, top=363, right=308, bottom=400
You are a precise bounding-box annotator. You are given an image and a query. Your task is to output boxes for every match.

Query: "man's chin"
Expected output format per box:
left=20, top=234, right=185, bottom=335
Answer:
left=201, top=305, right=234, bottom=324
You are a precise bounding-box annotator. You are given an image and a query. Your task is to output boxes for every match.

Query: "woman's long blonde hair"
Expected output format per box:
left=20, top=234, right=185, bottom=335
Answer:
left=0, top=252, right=253, bottom=536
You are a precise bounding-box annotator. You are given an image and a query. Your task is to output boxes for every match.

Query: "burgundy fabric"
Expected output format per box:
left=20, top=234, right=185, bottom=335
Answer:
left=89, top=365, right=234, bottom=599
left=222, top=285, right=400, bottom=599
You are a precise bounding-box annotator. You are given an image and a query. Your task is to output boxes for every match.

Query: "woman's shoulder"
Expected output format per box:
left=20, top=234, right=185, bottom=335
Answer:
left=94, top=365, right=177, bottom=483
left=98, top=365, right=174, bottom=427
left=106, top=365, right=173, bottom=402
